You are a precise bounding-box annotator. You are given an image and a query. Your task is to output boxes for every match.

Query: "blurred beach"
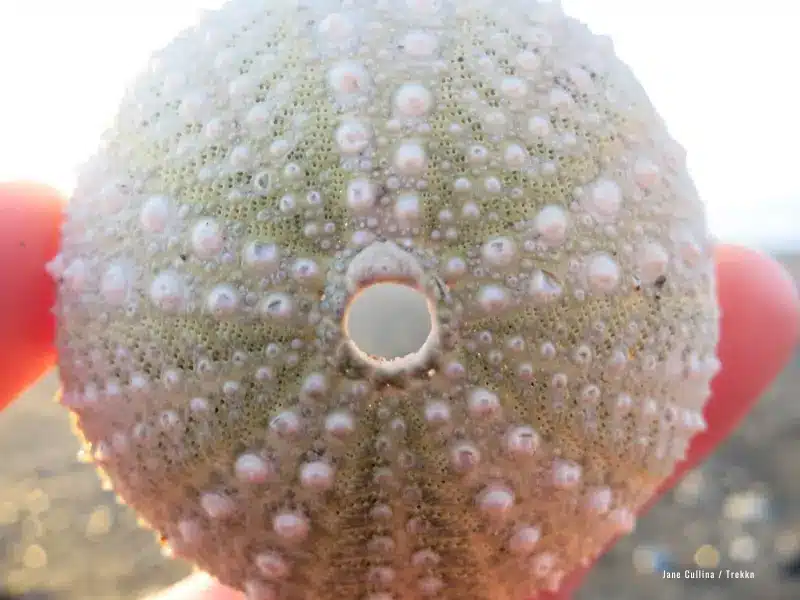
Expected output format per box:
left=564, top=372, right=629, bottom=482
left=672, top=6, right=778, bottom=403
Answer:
left=0, top=257, right=796, bottom=600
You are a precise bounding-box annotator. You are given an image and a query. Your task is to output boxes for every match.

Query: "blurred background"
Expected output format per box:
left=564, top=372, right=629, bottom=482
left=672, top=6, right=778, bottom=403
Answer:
left=0, top=1, right=797, bottom=599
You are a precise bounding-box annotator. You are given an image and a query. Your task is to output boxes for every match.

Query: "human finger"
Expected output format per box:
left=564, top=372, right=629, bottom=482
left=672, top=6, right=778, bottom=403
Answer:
left=0, top=181, right=65, bottom=410
left=143, top=572, right=243, bottom=600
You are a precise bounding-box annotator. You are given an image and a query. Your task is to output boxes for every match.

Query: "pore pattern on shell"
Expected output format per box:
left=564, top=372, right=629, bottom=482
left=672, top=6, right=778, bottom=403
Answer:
left=51, top=1, right=720, bottom=598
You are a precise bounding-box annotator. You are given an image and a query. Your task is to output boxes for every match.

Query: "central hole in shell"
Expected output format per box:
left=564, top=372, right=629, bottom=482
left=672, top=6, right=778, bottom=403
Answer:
left=344, top=282, right=434, bottom=361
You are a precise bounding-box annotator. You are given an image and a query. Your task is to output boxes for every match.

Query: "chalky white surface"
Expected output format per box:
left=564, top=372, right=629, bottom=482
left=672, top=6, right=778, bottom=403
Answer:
left=51, top=0, right=720, bottom=598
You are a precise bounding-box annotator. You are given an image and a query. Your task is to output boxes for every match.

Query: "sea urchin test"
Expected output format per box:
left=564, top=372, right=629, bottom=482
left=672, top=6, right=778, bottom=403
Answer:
left=50, top=0, right=720, bottom=598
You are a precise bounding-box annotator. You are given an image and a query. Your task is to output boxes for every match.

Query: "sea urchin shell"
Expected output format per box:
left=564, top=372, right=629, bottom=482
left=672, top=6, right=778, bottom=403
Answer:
left=51, top=1, right=720, bottom=598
